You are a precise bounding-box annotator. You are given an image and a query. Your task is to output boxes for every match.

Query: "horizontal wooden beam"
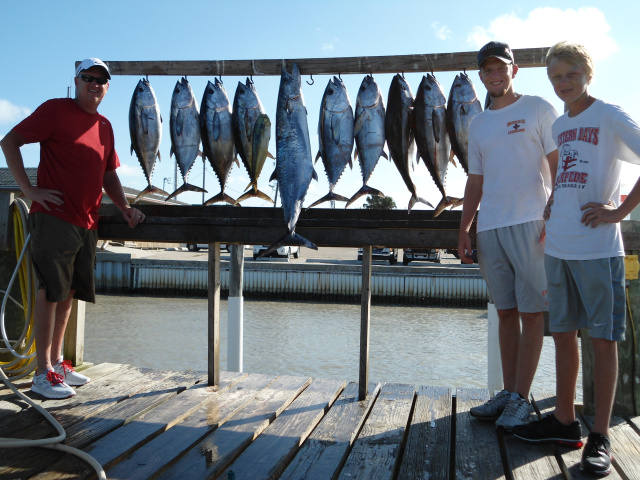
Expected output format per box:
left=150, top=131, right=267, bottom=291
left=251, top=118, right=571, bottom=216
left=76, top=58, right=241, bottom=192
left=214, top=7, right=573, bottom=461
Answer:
left=98, top=205, right=640, bottom=251
left=82, top=48, right=550, bottom=77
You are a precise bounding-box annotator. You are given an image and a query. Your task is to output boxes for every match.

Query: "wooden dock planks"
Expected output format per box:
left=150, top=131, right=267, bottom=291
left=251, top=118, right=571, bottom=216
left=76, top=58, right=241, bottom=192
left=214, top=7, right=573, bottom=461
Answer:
left=338, top=383, right=415, bottom=480
left=397, top=385, right=452, bottom=480
left=280, top=382, right=381, bottom=480
left=4, top=363, right=640, bottom=479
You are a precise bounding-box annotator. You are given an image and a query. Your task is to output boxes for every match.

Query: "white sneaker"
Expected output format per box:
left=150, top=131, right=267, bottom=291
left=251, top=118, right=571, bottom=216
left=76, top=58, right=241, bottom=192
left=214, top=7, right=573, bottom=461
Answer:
left=31, top=370, right=76, bottom=399
left=53, top=358, right=90, bottom=386
left=495, top=393, right=532, bottom=431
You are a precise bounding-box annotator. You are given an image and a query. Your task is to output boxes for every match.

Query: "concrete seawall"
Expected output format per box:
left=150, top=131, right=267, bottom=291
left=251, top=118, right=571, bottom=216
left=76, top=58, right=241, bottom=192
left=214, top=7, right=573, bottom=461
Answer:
left=95, top=247, right=489, bottom=306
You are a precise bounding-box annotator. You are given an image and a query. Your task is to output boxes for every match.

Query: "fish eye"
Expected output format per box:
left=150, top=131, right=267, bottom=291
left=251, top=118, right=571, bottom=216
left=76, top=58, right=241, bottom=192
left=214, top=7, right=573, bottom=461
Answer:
left=174, top=87, right=180, bottom=94
left=137, top=87, right=144, bottom=93
left=207, top=88, right=214, bottom=94
left=327, top=88, right=333, bottom=95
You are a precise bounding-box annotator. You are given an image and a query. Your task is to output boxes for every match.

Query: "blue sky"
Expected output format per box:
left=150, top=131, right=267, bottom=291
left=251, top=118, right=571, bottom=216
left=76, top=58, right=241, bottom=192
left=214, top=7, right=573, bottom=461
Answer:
left=2, top=1, right=639, bottom=209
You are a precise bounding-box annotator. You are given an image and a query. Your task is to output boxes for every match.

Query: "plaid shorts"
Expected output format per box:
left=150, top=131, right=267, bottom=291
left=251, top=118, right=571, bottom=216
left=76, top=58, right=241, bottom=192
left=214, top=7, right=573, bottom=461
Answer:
left=29, top=212, right=97, bottom=303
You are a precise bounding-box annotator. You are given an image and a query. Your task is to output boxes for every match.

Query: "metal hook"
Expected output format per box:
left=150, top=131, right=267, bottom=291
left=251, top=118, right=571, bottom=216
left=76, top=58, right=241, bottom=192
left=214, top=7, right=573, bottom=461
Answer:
left=401, top=71, right=405, bottom=79
left=218, top=74, right=223, bottom=84
left=250, top=74, right=254, bottom=84
left=306, top=74, right=314, bottom=85
left=145, top=74, right=149, bottom=82
left=338, top=73, right=342, bottom=80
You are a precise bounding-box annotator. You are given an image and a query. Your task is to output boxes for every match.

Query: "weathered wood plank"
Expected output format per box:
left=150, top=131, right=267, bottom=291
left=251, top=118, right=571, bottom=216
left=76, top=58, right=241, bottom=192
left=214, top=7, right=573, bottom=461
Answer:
left=208, top=243, right=221, bottom=386
left=500, top=393, right=564, bottom=480
left=280, top=382, right=381, bottom=480
left=359, top=246, right=372, bottom=400
left=581, top=414, right=640, bottom=480
left=81, top=371, right=244, bottom=469
left=338, top=383, right=415, bottom=480
left=223, top=378, right=345, bottom=480
left=105, top=372, right=277, bottom=480
left=397, top=385, right=452, bottom=480
left=154, top=374, right=312, bottom=480
left=455, top=388, right=505, bottom=480
left=24, top=372, right=205, bottom=480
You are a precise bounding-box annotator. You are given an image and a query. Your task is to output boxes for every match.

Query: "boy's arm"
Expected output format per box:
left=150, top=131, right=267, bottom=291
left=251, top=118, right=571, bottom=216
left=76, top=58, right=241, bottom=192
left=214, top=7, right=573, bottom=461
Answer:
left=581, top=175, right=640, bottom=227
left=458, top=174, right=483, bottom=264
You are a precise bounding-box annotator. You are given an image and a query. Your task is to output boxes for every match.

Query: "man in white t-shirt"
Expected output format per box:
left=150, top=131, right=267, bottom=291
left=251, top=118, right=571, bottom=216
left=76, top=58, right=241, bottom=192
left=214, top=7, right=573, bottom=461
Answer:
left=457, top=41, right=559, bottom=431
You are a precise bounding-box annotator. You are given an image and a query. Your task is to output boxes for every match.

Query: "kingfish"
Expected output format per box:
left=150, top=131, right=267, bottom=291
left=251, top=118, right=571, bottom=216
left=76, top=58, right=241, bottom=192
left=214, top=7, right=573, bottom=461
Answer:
left=262, top=63, right=318, bottom=258
left=232, top=78, right=274, bottom=205
left=446, top=72, right=483, bottom=174
left=309, top=76, right=353, bottom=208
left=129, top=78, right=166, bottom=203
left=385, top=74, right=432, bottom=212
left=414, top=74, right=462, bottom=216
left=166, top=77, right=206, bottom=202
left=200, top=78, right=238, bottom=205
left=347, top=74, right=387, bottom=208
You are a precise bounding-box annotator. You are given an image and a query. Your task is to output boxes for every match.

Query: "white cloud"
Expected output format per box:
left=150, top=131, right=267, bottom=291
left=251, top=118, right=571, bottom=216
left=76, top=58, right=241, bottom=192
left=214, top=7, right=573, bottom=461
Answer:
left=0, top=99, right=31, bottom=125
left=467, top=7, right=618, bottom=61
left=431, top=22, right=452, bottom=41
left=321, top=38, right=340, bottom=52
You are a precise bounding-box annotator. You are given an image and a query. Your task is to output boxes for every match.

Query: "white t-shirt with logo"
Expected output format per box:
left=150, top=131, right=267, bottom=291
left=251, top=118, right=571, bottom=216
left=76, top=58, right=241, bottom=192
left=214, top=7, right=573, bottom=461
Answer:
left=545, top=100, right=640, bottom=260
left=468, top=95, right=558, bottom=232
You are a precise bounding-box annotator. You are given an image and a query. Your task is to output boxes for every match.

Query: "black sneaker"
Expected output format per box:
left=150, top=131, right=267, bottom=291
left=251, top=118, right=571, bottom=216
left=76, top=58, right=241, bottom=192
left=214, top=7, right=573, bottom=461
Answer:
left=512, top=413, right=584, bottom=448
left=581, top=432, right=612, bottom=476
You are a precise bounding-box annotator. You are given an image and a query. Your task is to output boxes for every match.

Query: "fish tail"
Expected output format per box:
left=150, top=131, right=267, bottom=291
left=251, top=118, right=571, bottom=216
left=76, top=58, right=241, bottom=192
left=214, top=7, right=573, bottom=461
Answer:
left=133, top=184, right=169, bottom=203
left=204, top=192, right=237, bottom=206
left=165, top=182, right=207, bottom=202
left=258, top=231, right=318, bottom=259
left=345, top=185, right=385, bottom=209
left=308, top=191, right=351, bottom=208
left=407, top=195, right=434, bottom=213
left=235, top=187, right=274, bottom=205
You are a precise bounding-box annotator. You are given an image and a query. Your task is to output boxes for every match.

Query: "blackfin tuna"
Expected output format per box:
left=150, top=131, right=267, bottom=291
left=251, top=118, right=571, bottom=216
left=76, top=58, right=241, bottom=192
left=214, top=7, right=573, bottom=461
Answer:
left=446, top=72, right=483, bottom=174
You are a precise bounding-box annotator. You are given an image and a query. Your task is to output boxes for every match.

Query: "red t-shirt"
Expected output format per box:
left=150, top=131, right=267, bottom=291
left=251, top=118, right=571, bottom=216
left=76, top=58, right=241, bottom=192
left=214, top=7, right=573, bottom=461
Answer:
left=13, top=98, right=119, bottom=230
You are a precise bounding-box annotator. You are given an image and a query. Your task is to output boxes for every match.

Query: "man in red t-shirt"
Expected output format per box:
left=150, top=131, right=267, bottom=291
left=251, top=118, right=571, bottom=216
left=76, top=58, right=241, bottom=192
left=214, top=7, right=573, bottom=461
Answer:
left=1, top=58, right=145, bottom=399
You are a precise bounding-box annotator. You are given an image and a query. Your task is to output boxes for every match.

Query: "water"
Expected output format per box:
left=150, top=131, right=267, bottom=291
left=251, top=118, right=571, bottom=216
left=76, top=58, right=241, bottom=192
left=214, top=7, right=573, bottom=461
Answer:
left=84, top=294, right=581, bottom=399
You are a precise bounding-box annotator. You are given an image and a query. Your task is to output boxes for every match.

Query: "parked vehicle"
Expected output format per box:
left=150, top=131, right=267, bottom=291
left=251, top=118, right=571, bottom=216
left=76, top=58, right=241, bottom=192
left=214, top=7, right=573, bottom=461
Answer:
left=403, top=248, right=441, bottom=265
left=252, top=245, right=301, bottom=260
left=447, top=248, right=478, bottom=263
left=185, top=243, right=228, bottom=252
left=357, top=247, right=398, bottom=265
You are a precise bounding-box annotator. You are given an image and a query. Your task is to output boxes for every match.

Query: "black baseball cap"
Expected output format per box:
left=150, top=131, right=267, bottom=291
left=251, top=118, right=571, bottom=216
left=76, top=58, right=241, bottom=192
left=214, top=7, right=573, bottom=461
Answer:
left=477, top=41, right=515, bottom=67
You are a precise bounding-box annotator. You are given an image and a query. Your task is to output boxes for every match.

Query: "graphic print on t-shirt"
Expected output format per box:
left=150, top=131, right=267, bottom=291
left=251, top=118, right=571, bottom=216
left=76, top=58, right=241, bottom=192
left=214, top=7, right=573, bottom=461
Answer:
left=554, top=126, right=599, bottom=191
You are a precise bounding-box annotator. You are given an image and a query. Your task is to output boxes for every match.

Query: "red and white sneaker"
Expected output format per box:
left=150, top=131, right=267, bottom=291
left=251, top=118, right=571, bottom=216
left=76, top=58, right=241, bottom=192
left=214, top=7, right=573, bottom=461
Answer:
left=53, top=359, right=90, bottom=386
left=31, top=370, right=75, bottom=399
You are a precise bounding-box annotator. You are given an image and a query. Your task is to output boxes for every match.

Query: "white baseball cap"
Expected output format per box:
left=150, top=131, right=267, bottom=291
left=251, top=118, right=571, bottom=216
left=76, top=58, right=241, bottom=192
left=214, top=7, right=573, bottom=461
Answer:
left=75, top=58, right=111, bottom=79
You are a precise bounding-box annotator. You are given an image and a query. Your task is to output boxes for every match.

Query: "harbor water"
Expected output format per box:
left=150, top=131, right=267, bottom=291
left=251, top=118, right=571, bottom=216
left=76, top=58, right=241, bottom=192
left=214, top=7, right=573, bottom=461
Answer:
left=84, top=294, right=582, bottom=400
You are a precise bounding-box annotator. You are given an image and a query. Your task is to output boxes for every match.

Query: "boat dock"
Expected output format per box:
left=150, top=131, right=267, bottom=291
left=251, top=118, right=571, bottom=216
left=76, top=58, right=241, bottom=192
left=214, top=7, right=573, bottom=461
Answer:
left=3, top=362, right=640, bottom=479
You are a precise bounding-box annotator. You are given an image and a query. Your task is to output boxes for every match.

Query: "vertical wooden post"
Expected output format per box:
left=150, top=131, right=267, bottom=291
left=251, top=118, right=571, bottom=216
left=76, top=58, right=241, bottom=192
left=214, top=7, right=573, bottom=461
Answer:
left=208, top=242, right=221, bottom=386
left=63, top=299, right=85, bottom=366
left=228, top=244, right=244, bottom=372
left=359, top=245, right=372, bottom=400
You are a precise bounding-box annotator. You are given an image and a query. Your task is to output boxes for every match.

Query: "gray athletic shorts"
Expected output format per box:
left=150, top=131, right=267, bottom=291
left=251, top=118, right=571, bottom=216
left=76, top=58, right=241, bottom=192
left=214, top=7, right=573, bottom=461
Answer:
left=476, top=220, right=548, bottom=313
left=29, top=212, right=97, bottom=304
left=544, top=255, right=626, bottom=341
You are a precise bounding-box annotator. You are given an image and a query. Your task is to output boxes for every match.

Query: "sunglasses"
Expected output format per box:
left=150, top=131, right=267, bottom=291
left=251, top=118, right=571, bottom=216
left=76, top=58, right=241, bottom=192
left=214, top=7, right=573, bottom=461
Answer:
left=78, top=74, right=109, bottom=85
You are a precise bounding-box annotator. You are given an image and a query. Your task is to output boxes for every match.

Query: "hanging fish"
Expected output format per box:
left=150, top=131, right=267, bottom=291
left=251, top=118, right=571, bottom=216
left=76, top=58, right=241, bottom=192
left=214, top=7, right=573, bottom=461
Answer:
left=309, top=76, right=354, bottom=208
left=200, top=78, right=238, bottom=205
left=385, top=74, right=432, bottom=212
left=166, top=77, right=206, bottom=202
left=233, top=78, right=274, bottom=205
left=414, top=74, right=462, bottom=216
left=128, top=78, right=166, bottom=203
left=347, top=74, right=387, bottom=208
left=446, top=72, right=483, bottom=174
left=261, top=63, right=318, bottom=258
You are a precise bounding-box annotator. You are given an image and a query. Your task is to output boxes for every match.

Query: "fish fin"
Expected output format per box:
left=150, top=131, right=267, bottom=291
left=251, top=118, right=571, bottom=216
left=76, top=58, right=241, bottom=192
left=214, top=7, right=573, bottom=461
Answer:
left=204, top=192, right=237, bottom=206
left=382, top=150, right=389, bottom=160
left=432, top=110, right=441, bottom=143
left=345, top=185, right=385, bottom=209
left=349, top=156, right=353, bottom=169
left=308, top=191, right=350, bottom=208
left=354, top=148, right=359, bottom=161
left=130, top=144, right=134, bottom=155
left=234, top=156, right=241, bottom=168
left=449, top=149, right=458, bottom=167
left=331, top=114, right=341, bottom=145
left=212, top=114, right=221, bottom=141
left=267, top=151, right=275, bottom=159
left=235, top=187, right=274, bottom=205
left=133, top=185, right=169, bottom=204
left=408, top=195, right=434, bottom=213
left=353, top=113, right=366, bottom=137
left=269, top=169, right=277, bottom=182
left=286, top=100, right=294, bottom=115
left=315, top=151, right=322, bottom=164
left=157, top=151, right=162, bottom=162
left=142, top=111, right=149, bottom=135
left=176, top=109, right=184, bottom=136
left=415, top=150, right=421, bottom=164
left=170, top=146, right=174, bottom=158
left=312, top=168, right=318, bottom=182
left=258, top=232, right=317, bottom=258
